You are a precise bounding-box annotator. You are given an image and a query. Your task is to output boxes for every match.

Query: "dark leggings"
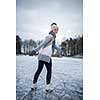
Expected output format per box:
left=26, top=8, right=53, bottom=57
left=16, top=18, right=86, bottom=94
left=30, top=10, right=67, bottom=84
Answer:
left=33, top=59, right=52, bottom=85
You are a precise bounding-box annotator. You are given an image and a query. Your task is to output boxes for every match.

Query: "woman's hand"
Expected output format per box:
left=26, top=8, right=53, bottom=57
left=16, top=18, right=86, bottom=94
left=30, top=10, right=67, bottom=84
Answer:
left=30, top=49, right=36, bottom=56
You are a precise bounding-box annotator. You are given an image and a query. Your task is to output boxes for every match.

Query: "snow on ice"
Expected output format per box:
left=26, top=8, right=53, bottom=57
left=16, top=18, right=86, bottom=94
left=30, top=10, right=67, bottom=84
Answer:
left=16, top=55, right=83, bottom=100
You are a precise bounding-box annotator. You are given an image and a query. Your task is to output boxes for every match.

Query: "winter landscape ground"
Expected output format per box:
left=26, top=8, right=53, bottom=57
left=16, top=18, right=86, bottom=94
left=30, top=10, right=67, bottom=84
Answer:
left=16, top=55, right=83, bottom=100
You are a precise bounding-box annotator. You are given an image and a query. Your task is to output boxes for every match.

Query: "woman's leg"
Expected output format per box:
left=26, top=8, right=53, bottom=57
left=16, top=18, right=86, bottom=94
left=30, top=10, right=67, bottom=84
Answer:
left=33, top=60, right=44, bottom=84
left=45, top=59, right=52, bottom=84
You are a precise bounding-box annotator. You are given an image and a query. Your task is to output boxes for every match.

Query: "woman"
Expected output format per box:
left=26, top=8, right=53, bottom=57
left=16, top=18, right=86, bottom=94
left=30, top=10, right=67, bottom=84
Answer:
left=31, top=23, right=60, bottom=92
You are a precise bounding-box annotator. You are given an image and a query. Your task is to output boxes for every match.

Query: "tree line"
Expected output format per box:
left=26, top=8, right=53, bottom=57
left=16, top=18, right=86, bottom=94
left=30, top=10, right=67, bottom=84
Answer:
left=16, top=35, right=83, bottom=57
left=60, top=36, right=83, bottom=56
left=16, top=35, right=42, bottom=55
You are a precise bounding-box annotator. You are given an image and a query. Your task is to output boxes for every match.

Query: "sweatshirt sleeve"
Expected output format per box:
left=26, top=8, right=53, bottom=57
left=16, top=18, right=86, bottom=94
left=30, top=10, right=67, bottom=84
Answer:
left=33, top=35, right=53, bottom=52
left=55, top=45, right=61, bottom=51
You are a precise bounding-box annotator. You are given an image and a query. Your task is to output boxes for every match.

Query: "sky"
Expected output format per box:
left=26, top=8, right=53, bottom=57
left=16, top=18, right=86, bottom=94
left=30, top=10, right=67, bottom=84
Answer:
left=16, top=0, right=83, bottom=43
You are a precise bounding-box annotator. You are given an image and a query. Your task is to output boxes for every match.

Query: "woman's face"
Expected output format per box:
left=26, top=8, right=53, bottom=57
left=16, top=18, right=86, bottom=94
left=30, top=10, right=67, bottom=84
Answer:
left=52, top=27, right=59, bottom=35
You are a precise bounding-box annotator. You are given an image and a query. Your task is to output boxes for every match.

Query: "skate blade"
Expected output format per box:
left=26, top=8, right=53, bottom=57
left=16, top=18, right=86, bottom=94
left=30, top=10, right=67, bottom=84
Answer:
left=45, top=90, right=53, bottom=93
left=31, top=87, right=37, bottom=91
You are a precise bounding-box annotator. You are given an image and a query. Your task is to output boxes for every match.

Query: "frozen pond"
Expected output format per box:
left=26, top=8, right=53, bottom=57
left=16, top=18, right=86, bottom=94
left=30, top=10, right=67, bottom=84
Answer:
left=16, top=55, right=83, bottom=100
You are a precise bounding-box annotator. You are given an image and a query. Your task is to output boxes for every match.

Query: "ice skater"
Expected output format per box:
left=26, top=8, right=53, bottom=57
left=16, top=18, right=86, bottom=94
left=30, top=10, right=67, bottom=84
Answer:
left=31, top=23, right=61, bottom=92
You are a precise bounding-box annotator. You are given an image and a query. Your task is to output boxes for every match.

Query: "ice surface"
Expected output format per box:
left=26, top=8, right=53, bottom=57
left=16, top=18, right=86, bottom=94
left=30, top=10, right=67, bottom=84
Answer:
left=16, top=55, right=83, bottom=100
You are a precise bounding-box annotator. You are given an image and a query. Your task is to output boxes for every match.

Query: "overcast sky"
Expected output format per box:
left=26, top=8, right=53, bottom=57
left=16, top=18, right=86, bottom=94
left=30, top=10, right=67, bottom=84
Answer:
left=16, top=0, right=83, bottom=42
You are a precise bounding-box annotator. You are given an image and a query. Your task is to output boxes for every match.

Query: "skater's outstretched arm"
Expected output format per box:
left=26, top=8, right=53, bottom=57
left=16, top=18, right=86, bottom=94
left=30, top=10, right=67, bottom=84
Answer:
left=32, top=35, right=54, bottom=52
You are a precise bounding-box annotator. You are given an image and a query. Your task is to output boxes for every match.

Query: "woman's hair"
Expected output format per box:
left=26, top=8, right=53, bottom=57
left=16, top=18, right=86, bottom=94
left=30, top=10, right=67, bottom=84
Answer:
left=51, top=23, right=57, bottom=26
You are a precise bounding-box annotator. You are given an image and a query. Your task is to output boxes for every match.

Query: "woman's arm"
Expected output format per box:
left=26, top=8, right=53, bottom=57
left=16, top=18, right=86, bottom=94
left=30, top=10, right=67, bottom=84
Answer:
left=54, top=45, right=62, bottom=55
left=33, top=35, right=53, bottom=52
